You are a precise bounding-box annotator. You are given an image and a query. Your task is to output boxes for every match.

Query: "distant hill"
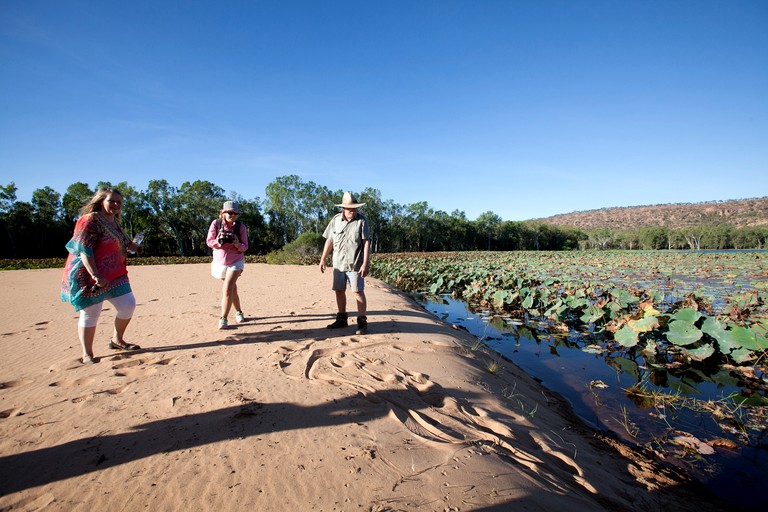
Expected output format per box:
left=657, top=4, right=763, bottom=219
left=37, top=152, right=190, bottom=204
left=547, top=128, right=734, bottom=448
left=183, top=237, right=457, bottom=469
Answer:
left=536, top=197, right=768, bottom=230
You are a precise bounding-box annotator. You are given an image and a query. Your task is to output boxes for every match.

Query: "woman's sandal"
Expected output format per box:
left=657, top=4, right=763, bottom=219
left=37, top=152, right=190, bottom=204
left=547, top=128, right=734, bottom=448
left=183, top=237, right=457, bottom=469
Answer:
left=108, top=340, right=141, bottom=351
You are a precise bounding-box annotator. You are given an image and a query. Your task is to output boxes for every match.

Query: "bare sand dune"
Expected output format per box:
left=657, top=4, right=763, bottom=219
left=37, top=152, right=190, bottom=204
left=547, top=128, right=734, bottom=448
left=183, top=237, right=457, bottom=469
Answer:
left=0, top=264, right=730, bottom=511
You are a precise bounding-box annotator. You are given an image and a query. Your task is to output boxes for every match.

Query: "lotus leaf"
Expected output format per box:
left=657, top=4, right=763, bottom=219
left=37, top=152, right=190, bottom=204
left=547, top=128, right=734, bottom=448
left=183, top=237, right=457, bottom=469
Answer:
left=729, top=347, right=755, bottom=364
left=614, top=325, right=639, bottom=347
left=628, top=316, right=660, bottom=332
left=681, top=343, right=716, bottom=362
left=672, top=308, right=703, bottom=324
left=666, top=320, right=703, bottom=346
left=728, top=326, right=763, bottom=351
left=701, top=317, right=740, bottom=354
left=580, top=305, right=605, bottom=324
left=429, top=276, right=444, bottom=295
left=642, top=304, right=661, bottom=316
left=523, top=294, right=534, bottom=309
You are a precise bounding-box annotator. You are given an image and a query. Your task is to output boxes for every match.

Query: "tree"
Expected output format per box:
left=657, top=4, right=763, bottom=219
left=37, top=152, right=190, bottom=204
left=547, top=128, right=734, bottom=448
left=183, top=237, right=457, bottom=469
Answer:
left=732, top=227, right=767, bottom=250
left=31, top=186, right=65, bottom=257
left=447, top=210, right=472, bottom=251
left=232, top=196, right=270, bottom=254
left=405, top=201, right=431, bottom=251
left=700, top=225, right=732, bottom=250
left=588, top=229, right=613, bottom=250
left=0, top=183, right=18, bottom=257
left=62, top=182, right=94, bottom=223
left=265, top=175, right=305, bottom=246
left=358, top=188, right=386, bottom=253
left=614, top=229, right=639, bottom=250
left=178, top=180, right=227, bottom=254
left=473, top=211, right=502, bottom=250
left=141, top=180, right=188, bottom=255
left=637, top=227, right=668, bottom=250
left=680, top=227, right=704, bottom=250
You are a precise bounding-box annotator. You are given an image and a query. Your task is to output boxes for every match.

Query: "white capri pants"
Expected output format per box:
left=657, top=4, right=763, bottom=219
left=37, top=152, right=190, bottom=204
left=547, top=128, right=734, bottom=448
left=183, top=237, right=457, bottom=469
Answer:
left=78, top=292, right=137, bottom=328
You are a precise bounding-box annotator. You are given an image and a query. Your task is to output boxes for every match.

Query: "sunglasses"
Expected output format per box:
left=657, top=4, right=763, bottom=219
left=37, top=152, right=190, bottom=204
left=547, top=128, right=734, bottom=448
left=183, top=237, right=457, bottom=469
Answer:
left=224, top=211, right=239, bottom=215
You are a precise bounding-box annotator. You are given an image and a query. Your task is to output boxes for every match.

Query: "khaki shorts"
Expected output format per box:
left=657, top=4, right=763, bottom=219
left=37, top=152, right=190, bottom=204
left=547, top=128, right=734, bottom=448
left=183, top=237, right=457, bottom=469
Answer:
left=332, top=269, right=364, bottom=292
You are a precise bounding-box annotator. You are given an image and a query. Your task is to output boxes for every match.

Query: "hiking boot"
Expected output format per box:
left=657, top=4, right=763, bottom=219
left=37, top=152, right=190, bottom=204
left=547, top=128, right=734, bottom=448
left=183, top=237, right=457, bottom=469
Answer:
left=356, top=315, right=368, bottom=335
left=327, top=312, right=348, bottom=329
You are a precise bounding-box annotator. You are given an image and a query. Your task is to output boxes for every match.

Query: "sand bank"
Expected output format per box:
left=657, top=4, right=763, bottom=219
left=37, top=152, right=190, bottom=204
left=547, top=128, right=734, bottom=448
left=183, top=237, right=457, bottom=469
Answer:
left=0, top=264, right=730, bottom=511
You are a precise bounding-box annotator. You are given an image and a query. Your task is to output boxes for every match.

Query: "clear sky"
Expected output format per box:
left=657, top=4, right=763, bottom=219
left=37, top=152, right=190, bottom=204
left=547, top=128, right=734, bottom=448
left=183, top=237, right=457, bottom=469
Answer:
left=1, top=0, right=766, bottom=221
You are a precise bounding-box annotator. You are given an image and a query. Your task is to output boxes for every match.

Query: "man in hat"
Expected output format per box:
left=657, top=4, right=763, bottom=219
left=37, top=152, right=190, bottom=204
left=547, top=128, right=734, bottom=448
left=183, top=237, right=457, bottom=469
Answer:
left=319, top=191, right=371, bottom=334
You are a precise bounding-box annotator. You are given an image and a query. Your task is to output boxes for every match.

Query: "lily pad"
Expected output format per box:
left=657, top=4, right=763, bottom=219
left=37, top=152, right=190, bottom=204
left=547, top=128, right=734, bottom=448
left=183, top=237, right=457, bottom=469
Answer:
left=615, top=325, right=639, bottom=347
left=666, top=320, right=703, bottom=346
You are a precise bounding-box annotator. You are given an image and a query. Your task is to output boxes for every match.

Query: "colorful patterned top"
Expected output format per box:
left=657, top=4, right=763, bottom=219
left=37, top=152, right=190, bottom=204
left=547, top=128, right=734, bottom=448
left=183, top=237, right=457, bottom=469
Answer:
left=61, top=212, right=133, bottom=312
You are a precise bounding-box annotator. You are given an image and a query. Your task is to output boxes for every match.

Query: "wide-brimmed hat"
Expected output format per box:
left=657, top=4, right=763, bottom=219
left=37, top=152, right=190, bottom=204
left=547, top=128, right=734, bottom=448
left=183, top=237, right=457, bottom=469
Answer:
left=221, top=200, right=242, bottom=213
left=336, top=191, right=366, bottom=209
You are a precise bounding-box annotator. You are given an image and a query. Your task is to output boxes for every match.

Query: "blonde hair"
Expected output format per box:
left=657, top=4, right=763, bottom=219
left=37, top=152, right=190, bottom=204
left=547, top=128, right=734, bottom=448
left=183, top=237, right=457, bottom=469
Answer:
left=79, top=187, right=123, bottom=217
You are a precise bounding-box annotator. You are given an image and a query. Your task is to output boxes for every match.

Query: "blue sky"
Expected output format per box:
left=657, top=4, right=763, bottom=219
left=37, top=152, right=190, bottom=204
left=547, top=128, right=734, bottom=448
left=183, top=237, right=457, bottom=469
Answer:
left=1, top=0, right=766, bottom=221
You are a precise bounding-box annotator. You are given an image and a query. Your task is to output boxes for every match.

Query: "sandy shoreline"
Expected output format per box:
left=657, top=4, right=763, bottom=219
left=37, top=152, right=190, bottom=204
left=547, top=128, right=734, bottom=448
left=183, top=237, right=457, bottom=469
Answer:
left=0, top=263, right=733, bottom=511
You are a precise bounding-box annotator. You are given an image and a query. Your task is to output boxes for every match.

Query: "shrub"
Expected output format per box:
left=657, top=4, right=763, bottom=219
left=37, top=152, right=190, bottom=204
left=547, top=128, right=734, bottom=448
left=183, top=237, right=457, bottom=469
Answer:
left=266, top=232, right=325, bottom=265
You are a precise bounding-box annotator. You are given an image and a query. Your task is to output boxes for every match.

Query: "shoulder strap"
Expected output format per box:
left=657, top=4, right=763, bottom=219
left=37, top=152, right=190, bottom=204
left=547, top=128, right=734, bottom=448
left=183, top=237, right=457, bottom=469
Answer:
left=215, top=218, right=222, bottom=231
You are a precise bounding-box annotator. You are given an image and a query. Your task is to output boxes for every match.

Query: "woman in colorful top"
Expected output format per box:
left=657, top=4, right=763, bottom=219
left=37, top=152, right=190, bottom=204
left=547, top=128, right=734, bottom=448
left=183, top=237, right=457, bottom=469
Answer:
left=61, top=188, right=143, bottom=364
left=206, top=200, right=249, bottom=329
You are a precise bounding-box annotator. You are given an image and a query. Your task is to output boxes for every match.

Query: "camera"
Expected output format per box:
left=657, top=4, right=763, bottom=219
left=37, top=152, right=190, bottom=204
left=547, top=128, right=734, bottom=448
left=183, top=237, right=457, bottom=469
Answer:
left=218, top=233, right=234, bottom=244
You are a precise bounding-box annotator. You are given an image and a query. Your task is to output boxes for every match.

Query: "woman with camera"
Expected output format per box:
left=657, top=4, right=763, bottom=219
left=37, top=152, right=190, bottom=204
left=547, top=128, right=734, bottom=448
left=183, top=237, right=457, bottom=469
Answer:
left=206, top=200, right=249, bottom=329
left=61, top=188, right=143, bottom=364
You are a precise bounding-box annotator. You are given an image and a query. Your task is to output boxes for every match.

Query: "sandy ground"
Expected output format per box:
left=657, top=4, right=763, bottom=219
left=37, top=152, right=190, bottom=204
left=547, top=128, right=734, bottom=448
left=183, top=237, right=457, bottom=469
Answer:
left=0, top=263, right=735, bottom=511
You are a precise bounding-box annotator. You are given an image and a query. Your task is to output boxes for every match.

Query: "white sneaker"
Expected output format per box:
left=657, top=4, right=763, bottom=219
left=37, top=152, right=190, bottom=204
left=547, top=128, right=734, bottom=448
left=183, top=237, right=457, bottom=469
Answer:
left=218, top=317, right=228, bottom=329
left=236, top=311, right=246, bottom=323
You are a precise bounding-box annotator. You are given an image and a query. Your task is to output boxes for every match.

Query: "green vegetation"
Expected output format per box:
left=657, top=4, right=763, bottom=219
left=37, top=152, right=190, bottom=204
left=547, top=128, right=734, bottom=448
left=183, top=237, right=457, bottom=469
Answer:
left=266, top=232, right=325, bottom=265
left=3, top=178, right=765, bottom=261
left=371, top=251, right=768, bottom=370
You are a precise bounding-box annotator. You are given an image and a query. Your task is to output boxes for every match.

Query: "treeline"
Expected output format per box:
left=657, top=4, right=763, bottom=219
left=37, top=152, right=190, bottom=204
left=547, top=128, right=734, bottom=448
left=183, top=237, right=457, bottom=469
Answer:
left=1, top=176, right=766, bottom=259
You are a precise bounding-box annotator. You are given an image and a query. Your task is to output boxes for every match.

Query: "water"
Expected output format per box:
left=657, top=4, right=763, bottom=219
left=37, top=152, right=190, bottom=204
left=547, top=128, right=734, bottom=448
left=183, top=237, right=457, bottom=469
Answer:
left=421, top=295, right=767, bottom=511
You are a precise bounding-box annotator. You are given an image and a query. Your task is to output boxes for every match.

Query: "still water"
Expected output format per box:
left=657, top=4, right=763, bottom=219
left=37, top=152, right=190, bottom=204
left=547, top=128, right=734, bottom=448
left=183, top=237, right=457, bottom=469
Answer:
left=421, top=294, right=766, bottom=511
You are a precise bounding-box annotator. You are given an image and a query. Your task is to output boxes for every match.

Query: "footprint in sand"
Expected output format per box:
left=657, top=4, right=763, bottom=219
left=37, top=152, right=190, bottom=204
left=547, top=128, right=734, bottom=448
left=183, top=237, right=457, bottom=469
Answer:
left=71, top=383, right=132, bottom=403
left=154, top=357, right=177, bottom=366
left=1, top=407, right=23, bottom=418
left=106, top=384, right=132, bottom=394
left=49, top=377, right=95, bottom=388
left=113, top=367, right=157, bottom=378
left=112, top=359, right=145, bottom=370
left=0, top=379, right=34, bottom=390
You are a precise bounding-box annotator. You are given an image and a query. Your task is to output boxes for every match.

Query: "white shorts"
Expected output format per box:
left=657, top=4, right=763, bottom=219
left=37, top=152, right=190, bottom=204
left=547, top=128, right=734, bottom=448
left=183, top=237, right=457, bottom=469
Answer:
left=211, top=260, right=245, bottom=279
